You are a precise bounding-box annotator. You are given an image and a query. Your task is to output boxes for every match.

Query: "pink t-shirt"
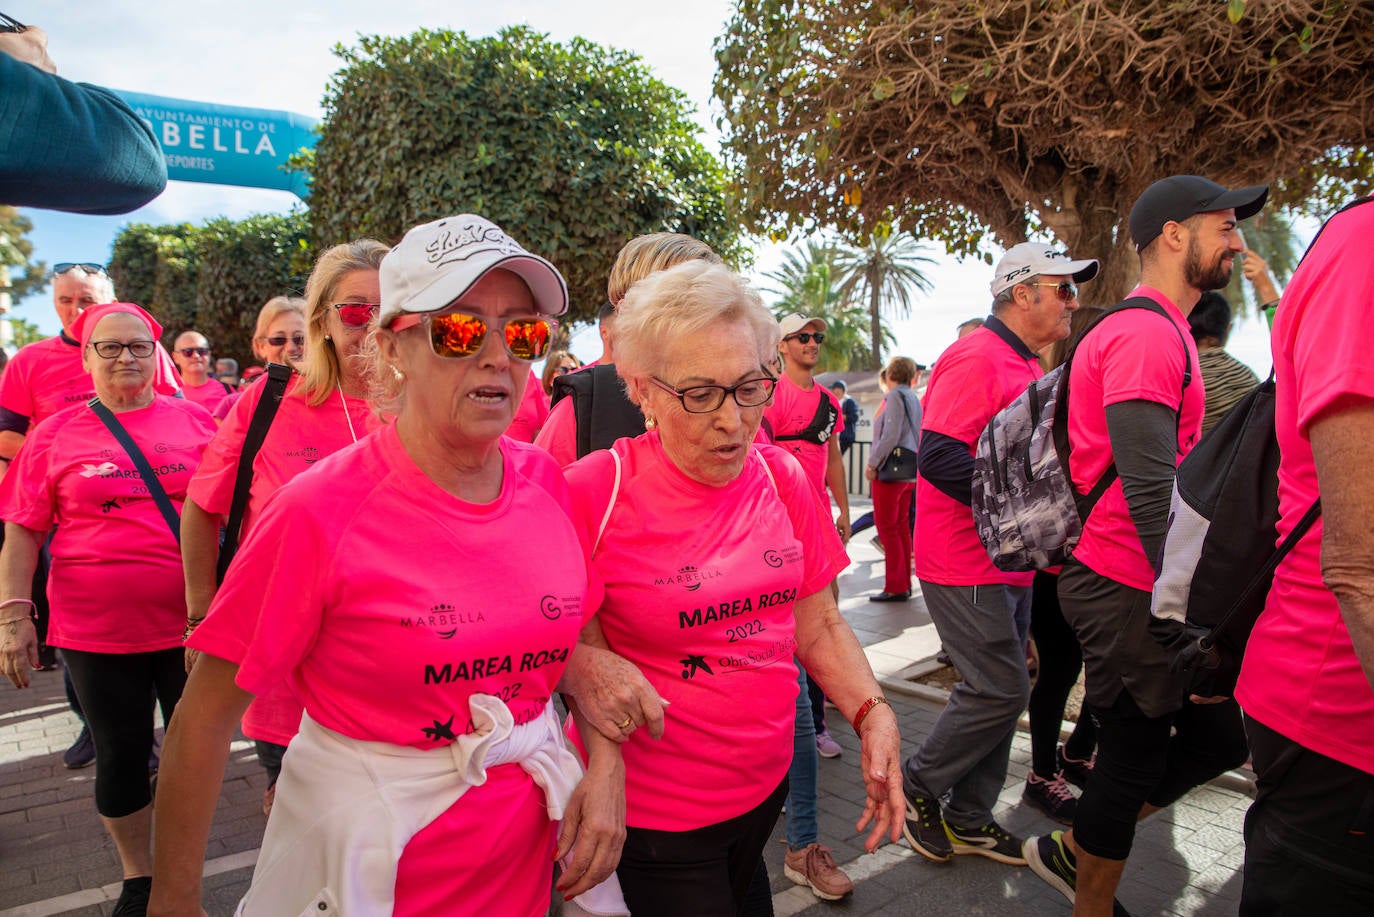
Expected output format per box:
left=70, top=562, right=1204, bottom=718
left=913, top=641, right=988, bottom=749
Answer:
left=0, top=396, right=215, bottom=652
left=1067, top=289, right=1205, bottom=591
left=914, top=324, right=1038, bottom=587
left=564, top=433, right=849, bottom=831
left=763, top=373, right=843, bottom=498
left=534, top=397, right=578, bottom=467
left=0, top=335, right=93, bottom=430
left=188, top=374, right=378, bottom=535
left=188, top=374, right=379, bottom=744
left=180, top=377, right=232, bottom=414
left=189, top=426, right=586, bottom=911
left=1236, top=202, right=1374, bottom=776
left=505, top=369, right=549, bottom=443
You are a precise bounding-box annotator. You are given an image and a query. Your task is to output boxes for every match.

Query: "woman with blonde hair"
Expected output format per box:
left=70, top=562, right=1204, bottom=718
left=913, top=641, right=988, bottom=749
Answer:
left=541, top=349, right=581, bottom=397
left=179, top=240, right=388, bottom=815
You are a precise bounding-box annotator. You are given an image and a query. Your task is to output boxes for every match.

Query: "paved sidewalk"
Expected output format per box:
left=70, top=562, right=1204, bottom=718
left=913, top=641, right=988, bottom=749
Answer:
left=0, top=498, right=1253, bottom=916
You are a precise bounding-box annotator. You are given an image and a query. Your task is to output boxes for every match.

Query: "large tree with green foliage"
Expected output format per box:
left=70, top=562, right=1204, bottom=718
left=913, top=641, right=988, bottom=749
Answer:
left=715, top=0, right=1374, bottom=303
left=0, top=206, right=47, bottom=307
left=109, top=212, right=311, bottom=368
left=308, top=26, right=744, bottom=326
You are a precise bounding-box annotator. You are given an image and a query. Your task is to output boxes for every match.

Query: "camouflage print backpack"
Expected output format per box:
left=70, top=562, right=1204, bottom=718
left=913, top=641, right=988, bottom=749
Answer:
left=972, top=297, right=1189, bottom=572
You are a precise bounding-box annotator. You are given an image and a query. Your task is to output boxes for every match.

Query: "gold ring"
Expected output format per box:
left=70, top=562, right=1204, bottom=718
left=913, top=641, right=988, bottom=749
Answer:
left=616, top=717, right=633, bottom=729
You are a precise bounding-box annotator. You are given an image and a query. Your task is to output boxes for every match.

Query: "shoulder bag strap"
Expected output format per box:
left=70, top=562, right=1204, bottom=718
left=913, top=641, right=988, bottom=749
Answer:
left=217, top=363, right=292, bottom=582
left=87, top=397, right=180, bottom=544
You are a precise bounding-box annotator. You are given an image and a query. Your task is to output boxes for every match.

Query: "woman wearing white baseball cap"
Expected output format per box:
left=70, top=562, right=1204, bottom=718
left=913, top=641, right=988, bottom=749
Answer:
left=151, top=215, right=628, bottom=917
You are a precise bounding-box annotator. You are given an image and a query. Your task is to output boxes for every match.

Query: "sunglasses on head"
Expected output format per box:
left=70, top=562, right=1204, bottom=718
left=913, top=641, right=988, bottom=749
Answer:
left=262, top=333, right=306, bottom=348
left=1028, top=281, right=1078, bottom=302
left=333, top=302, right=380, bottom=328
left=786, top=332, right=825, bottom=344
left=177, top=347, right=211, bottom=358
left=53, top=262, right=106, bottom=277
left=389, top=310, right=556, bottom=362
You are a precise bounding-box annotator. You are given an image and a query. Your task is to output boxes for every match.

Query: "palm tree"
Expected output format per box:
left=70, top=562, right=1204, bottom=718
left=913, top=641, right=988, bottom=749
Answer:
left=1226, top=207, right=1300, bottom=312
left=834, top=230, right=937, bottom=369
left=763, top=241, right=884, bottom=372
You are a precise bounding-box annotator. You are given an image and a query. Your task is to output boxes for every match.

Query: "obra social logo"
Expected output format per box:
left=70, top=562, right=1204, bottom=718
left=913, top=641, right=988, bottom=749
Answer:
left=540, top=595, right=562, bottom=620
left=763, top=549, right=783, bottom=568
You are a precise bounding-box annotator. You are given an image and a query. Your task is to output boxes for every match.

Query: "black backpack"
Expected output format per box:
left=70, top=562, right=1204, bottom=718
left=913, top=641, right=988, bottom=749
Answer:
left=548, top=364, right=645, bottom=459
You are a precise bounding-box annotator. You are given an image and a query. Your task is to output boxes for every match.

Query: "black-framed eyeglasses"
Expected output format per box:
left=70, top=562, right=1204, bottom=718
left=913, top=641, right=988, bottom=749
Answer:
left=53, top=262, right=107, bottom=277
left=0, top=13, right=27, bottom=33
left=649, top=374, right=777, bottom=414
left=261, top=333, right=306, bottom=348
left=785, top=332, right=825, bottom=344
left=89, top=340, right=156, bottom=359
left=177, top=347, right=212, bottom=358
left=332, top=302, right=380, bottom=328
left=1028, top=281, right=1078, bottom=302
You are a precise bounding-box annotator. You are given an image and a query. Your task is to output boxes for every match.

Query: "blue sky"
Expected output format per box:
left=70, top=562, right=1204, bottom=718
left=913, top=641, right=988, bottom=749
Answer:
left=14, top=1, right=1287, bottom=373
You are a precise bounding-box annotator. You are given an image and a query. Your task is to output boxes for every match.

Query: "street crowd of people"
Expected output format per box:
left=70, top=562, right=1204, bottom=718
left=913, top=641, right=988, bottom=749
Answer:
left=0, top=22, right=1370, bottom=912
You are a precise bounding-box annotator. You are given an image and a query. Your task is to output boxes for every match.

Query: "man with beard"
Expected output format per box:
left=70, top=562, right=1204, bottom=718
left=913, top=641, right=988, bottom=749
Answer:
left=1024, top=176, right=1267, bottom=917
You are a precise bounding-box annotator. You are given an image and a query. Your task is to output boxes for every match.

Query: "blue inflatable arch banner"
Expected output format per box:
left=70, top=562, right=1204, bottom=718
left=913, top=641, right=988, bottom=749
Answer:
left=114, top=90, right=318, bottom=200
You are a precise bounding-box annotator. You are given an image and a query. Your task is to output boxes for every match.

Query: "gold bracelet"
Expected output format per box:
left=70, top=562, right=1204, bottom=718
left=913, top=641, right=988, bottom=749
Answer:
left=0, top=615, right=35, bottom=626
left=852, top=695, right=890, bottom=734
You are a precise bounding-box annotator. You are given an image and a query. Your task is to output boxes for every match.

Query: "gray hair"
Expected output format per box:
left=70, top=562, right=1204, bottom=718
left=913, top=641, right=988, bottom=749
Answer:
left=991, top=274, right=1039, bottom=313
left=614, top=261, right=779, bottom=403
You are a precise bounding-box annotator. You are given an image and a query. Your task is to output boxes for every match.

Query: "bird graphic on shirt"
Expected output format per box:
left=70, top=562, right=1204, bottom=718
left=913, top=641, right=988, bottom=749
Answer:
left=422, top=715, right=456, bottom=742
left=679, top=654, right=713, bottom=679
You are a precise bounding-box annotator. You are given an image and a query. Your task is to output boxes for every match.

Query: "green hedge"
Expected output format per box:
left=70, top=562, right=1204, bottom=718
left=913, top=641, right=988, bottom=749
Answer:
left=109, top=212, right=311, bottom=369
left=309, top=26, right=744, bottom=325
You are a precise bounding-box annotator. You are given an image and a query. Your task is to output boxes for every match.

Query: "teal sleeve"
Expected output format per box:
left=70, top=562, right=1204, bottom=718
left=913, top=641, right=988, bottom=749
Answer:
left=0, top=54, right=167, bottom=214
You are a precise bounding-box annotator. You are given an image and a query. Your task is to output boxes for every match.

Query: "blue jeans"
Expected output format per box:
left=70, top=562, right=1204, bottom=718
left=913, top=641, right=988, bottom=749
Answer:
left=786, top=663, right=819, bottom=848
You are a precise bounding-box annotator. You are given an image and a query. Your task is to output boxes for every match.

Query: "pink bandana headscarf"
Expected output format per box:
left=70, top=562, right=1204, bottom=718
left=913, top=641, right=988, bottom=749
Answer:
left=70, top=302, right=183, bottom=397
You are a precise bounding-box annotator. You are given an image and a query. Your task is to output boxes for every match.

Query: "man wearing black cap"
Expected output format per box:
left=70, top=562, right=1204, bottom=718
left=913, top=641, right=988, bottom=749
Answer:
left=1023, top=176, right=1267, bottom=916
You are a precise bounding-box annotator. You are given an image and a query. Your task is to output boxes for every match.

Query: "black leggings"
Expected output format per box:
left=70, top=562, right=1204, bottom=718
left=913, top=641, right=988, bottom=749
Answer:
left=617, top=778, right=787, bottom=917
left=1028, top=571, right=1097, bottom=777
left=62, top=647, right=186, bottom=818
left=1074, top=690, right=1248, bottom=860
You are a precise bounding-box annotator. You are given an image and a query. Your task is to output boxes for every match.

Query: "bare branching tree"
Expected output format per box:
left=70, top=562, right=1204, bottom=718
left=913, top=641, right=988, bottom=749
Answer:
left=715, top=0, right=1374, bottom=303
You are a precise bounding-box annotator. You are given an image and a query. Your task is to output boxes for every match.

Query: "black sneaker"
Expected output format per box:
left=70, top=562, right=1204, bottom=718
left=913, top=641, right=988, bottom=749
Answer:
left=1057, top=745, right=1094, bottom=790
left=62, top=726, right=95, bottom=769
left=111, top=876, right=152, bottom=916
left=1023, top=771, right=1079, bottom=825
left=947, top=818, right=1027, bottom=865
left=902, top=791, right=952, bottom=862
left=1024, top=831, right=1076, bottom=903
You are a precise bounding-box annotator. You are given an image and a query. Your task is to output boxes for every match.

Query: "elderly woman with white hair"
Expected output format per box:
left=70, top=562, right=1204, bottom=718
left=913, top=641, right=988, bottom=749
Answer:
left=149, top=215, right=626, bottom=917
left=560, top=261, right=905, bottom=916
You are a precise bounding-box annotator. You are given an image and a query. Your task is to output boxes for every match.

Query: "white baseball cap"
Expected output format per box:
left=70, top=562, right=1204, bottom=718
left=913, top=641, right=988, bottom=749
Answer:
left=990, top=242, right=1099, bottom=297
left=380, top=214, right=568, bottom=326
left=778, top=314, right=828, bottom=338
